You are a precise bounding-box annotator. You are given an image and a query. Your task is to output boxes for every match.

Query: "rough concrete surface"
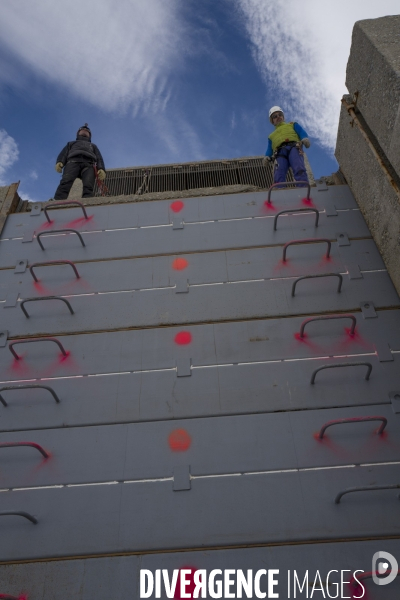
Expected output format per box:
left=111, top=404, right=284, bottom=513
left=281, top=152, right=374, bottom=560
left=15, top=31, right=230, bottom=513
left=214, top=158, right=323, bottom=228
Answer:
left=346, top=16, right=400, bottom=174
left=336, top=102, right=400, bottom=294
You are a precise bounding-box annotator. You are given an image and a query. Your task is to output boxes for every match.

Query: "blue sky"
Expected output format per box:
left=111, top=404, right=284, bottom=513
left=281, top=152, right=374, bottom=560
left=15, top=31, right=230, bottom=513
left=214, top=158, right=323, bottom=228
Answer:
left=0, top=0, right=398, bottom=202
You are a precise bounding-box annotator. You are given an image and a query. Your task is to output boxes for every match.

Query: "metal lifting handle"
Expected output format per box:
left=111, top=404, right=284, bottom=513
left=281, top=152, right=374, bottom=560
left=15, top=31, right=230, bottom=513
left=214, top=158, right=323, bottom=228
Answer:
left=9, top=337, right=68, bottom=360
left=20, top=296, right=74, bottom=318
left=37, top=229, right=85, bottom=250
left=335, top=484, right=400, bottom=504
left=0, top=511, right=38, bottom=524
left=318, top=416, right=387, bottom=439
left=0, top=442, right=49, bottom=459
left=292, top=273, right=343, bottom=297
left=0, top=384, right=60, bottom=407
left=44, top=200, right=88, bottom=223
left=267, top=181, right=311, bottom=202
left=0, top=594, right=23, bottom=599
left=283, top=238, right=331, bottom=262
left=350, top=570, right=400, bottom=588
left=274, top=208, right=319, bottom=231
left=299, top=314, right=357, bottom=338
left=311, top=362, right=372, bottom=384
left=29, top=260, right=80, bottom=282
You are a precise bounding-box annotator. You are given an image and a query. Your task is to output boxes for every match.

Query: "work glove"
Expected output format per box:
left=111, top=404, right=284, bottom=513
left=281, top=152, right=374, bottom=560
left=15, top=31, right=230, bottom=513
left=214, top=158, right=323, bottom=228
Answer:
left=97, top=169, right=106, bottom=181
left=262, top=156, right=272, bottom=167
left=55, top=162, right=63, bottom=173
left=301, top=138, right=311, bottom=148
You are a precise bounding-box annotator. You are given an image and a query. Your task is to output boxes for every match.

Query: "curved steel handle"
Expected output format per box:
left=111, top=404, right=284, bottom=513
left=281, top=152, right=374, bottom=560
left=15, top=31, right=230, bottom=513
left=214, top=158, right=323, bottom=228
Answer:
left=44, top=200, right=88, bottom=223
left=292, top=273, right=343, bottom=297
left=20, top=296, right=74, bottom=318
left=9, top=337, right=68, bottom=360
left=37, top=229, right=85, bottom=250
left=274, top=208, right=319, bottom=231
left=267, top=181, right=311, bottom=202
left=283, top=238, right=331, bottom=262
left=350, top=570, right=400, bottom=588
left=311, top=362, right=372, bottom=384
left=335, top=484, right=400, bottom=504
left=0, top=384, right=60, bottom=407
left=318, top=416, right=387, bottom=439
left=0, top=511, right=38, bottom=524
left=29, top=260, right=80, bottom=282
left=0, top=442, right=49, bottom=459
left=299, top=314, right=356, bottom=338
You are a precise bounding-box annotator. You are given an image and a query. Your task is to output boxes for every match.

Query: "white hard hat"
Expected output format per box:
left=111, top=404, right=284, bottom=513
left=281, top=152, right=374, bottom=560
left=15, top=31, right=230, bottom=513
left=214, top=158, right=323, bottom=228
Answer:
left=269, top=106, right=284, bottom=123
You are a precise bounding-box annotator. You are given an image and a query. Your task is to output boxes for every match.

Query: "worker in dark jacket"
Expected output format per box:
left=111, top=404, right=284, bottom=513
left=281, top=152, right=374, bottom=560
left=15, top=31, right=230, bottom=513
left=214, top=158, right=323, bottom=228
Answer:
left=53, top=124, right=106, bottom=200
left=263, top=106, right=310, bottom=186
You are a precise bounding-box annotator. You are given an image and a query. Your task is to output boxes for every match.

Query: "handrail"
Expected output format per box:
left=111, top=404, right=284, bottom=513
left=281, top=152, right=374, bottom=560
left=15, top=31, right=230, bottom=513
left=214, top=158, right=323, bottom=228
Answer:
left=311, top=362, right=372, bottom=384
left=318, top=416, right=387, bottom=439
left=44, top=200, right=88, bottom=222
left=292, top=273, right=343, bottom=297
left=20, top=296, right=74, bottom=318
left=267, top=181, right=311, bottom=203
left=29, top=260, right=80, bottom=282
left=37, top=229, right=85, bottom=250
left=0, top=442, right=49, bottom=459
left=335, top=484, right=400, bottom=504
left=0, top=511, right=38, bottom=524
left=299, top=314, right=356, bottom=338
left=283, top=238, right=331, bottom=262
left=274, top=208, right=319, bottom=231
left=9, top=338, right=68, bottom=360
left=0, top=384, right=60, bottom=406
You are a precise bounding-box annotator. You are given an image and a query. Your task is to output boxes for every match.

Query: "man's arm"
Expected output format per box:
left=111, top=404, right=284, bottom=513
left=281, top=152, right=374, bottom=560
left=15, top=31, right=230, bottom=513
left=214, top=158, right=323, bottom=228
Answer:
left=56, top=143, right=70, bottom=166
left=93, top=145, right=105, bottom=171
left=293, top=123, right=310, bottom=147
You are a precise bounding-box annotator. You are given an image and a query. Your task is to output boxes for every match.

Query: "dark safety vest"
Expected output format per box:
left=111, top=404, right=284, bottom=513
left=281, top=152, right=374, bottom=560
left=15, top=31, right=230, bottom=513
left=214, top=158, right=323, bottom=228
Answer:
left=268, top=122, right=300, bottom=151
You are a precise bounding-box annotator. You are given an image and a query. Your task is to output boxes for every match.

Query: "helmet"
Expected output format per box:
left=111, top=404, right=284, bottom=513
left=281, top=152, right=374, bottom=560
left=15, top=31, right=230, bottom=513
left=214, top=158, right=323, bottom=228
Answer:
left=76, top=123, right=91, bottom=138
left=269, top=106, right=284, bottom=123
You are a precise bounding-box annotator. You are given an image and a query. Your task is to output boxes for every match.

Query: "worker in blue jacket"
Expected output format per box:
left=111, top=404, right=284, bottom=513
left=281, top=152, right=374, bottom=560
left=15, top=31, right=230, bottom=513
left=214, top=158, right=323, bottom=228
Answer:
left=263, top=106, right=310, bottom=186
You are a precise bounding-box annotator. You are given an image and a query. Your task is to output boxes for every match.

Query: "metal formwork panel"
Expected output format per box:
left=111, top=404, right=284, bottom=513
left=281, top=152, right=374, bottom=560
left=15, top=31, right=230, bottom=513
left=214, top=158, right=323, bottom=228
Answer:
left=0, top=464, right=399, bottom=561
left=0, top=239, right=385, bottom=302
left=1, top=405, right=399, bottom=489
left=0, top=210, right=371, bottom=269
left=1, top=271, right=398, bottom=337
left=1, top=539, right=400, bottom=599
left=0, top=355, right=399, bottom=432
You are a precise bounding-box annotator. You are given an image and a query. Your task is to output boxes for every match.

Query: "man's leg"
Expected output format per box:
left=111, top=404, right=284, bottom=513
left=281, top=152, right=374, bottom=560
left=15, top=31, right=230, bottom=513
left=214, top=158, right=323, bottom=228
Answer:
left=54, top=162, right=81, bottom=200
left=273, top=149, right=289, bottom=186
left=80, top=164, right=96, bottom=198
left=288, top=146, right=309, bottom=185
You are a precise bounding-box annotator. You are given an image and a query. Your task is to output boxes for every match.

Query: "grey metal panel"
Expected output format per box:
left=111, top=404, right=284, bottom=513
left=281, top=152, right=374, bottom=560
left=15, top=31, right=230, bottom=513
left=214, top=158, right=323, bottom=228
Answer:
left=0, top=211, right=371, bottom=269
left=0, top=464, right=400, bottom=560
left=2, top=310, right=400, bottom=381
left=2, top=271, right=399, bottom=337
left=1, top=405, right=399, bottom=489
left=1, top=540, right=400, bottom=600
left=0, top=355, right=398, bottom=433
left=0, top=239, right=385, bottom=302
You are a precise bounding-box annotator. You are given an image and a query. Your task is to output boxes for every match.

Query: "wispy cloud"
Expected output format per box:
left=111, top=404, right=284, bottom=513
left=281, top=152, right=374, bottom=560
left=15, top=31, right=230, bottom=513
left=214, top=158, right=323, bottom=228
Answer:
left=0, top=0, right=186, bottom=114
left=29, top=170, right=38, bottom=181
left=0, top=129, right=19, bottom=185
left=236, top=0, right=400, bottom=151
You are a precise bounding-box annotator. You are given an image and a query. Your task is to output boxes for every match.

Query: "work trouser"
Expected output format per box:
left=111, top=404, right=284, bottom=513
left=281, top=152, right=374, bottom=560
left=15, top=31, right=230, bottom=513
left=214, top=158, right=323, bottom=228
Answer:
left=54, top=161, right=95, bottom=200
left=273, top=144, right=309, bottom=187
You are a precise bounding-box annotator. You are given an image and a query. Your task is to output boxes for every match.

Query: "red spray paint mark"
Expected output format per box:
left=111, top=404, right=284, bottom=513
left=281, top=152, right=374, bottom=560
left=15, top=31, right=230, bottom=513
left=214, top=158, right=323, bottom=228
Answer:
left=36, top=220, right=55, bottom=232
left=170, top=200, right=184, bottom=213
left=172, top=258, right=188, bottom=271
left=332, top=327, right=373, bottom=354
left=174, top=331, right=192, bottom=345
left=64, top=215, right=95, bottom=230
left=301, top=197, right=315, bottom=207
left=33, top=281, right=52, bottom=295
left=262, top=200, right=277, bottom=212
left=8, top=357, right=32, bottom=378
left=169, top=429, right=192, bottom=452
left=174, top=567, right=198, bottom=599
left=312, top=432, right=350, bottom=459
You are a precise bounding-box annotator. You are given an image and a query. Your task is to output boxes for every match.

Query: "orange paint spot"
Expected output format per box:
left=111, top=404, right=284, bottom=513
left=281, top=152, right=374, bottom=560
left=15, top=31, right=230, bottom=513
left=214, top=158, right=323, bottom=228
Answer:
left=174, top=331, right=192, bottom=345
left=169, top=429, right=192, bottom=452
left=172, top=258, right=188, bottom=271
left=170, top=200, right=184, bottom=213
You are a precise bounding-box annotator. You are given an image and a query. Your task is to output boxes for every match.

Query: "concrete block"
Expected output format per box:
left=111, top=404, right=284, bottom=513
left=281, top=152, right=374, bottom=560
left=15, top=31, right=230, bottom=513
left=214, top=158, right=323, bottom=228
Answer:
left=346, top=16, right=400, bottom=174
left=335, top=102, right=400, bottom=295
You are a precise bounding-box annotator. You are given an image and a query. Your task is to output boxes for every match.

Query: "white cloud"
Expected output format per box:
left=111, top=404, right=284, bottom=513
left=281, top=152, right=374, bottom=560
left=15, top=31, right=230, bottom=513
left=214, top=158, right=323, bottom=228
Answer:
left=0, top=0, right=185, bottom=114
left=0, top=129, right=19, bottom=185
left=236, top=0, right=400, bottom=151
left=29, top=170, right=38, bottom=180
